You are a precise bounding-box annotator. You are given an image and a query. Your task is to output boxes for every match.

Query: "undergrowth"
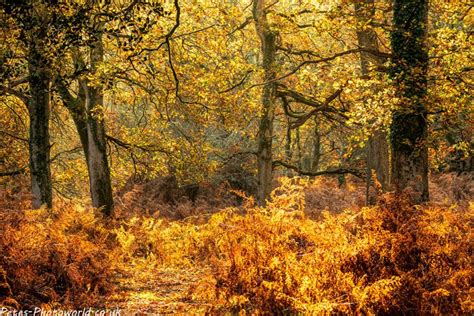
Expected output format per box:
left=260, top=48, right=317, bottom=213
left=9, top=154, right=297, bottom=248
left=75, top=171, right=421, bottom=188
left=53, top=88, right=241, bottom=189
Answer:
left=114, top=178, right=473, bottom=314
left=0, top=204, right=116, bottom=309
left=1, top=176, right=472, bottom=314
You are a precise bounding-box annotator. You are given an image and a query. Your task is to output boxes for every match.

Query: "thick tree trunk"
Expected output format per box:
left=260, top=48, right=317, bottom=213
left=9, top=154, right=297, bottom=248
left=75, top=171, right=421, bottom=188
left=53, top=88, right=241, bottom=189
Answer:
left=27, top=45, right=52, bottom=209
left=84, top=31, right=114, bottom=216
left=354, top=0, right=390, bottom=205
left=390, top=0, right=429, bottom=202
left=253, top=0, right=277, bottom=206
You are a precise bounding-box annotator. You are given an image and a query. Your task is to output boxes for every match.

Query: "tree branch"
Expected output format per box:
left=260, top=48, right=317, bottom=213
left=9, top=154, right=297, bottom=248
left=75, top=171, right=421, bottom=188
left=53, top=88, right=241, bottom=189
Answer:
left=106, top=134, right=171, bottom=155
left=227, top=16, right=252, bottom=36
left=289, top=88, right=343, bottom=128
left=273, top=160, right=364, bottom=178
left=219, top=70, right=253, bottom=93
left=0, top=167, right=26, bottom=177
left=280, top=96, right=307, bottom=118
left=0, top=85, right=30, bottom=105
left=0, top=130, right=28, bottom=142
left=250, top=48, right=391, bottom=89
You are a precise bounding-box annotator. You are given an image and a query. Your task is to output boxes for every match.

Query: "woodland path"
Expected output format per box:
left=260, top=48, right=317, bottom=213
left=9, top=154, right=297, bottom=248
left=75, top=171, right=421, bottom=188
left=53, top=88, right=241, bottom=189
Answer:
left=107, top=265, right=211, bottom=315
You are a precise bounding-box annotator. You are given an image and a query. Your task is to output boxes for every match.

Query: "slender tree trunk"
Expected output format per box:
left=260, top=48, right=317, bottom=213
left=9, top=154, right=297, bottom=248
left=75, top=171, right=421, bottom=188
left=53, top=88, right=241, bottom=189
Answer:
left=311, top=117, right=321, bottom=172
left=285, top=118, right=293, bottom=176
left=58, top=82, right=90, bottom=162
left=27, top=44, right=52, bottom=209
left=354, top=0, right=390, bottom=205
left=70, top=79, right=90, bottom=162
left=296, top=128, right=302, bottom=170
left=253, top=0, right=277, bottom=206
left=390, top=0, right=429, bottom=202
left=84, top=30, right=114, bottom=215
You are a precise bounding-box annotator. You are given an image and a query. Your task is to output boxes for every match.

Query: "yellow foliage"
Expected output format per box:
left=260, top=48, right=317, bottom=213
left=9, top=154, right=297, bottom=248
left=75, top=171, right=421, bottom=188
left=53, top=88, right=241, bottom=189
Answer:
left=111, top=179, right=473, bottom=314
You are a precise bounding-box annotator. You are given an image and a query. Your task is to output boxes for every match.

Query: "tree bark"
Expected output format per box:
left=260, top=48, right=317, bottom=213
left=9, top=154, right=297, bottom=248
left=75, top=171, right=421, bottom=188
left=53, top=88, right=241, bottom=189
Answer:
left=390, top=0, right=429, bottom=202
left=83, top=30, right=114, bottom=216
left=253, top=0, right=277, bottom=206
left=354, top=0, right=390, bottom=205
left=311, top=117, right=321, bottom=172
left=57, top=32, right=114, bottom=216
left=284, top=118, right=293, bottom=176
left=27, top=44, right=52, bottom=209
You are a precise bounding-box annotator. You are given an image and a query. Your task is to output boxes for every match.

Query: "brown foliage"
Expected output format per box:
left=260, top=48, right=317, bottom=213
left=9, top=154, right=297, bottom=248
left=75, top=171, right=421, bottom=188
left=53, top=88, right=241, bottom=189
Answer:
left=115, top=176, right=240, bottom=220
left=429, top=172, right=474, bottom=209
left=0, top=174, right=472, bottom=313
left=0, top=203, right=115, bottom=309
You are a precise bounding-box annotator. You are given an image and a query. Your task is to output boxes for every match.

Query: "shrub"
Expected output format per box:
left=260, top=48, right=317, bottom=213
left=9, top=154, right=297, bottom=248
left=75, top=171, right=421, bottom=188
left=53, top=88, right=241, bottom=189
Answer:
left=181, top=179, right=473, bottom=314
left=0, top=203, right=115, bottom=309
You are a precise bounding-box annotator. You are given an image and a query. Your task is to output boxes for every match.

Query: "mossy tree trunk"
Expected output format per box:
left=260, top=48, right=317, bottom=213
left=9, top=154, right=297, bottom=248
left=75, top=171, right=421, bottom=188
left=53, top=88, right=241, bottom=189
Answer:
left=390, top=0, right=429, bottom=202
left=27, top=41, right=52, bottom=209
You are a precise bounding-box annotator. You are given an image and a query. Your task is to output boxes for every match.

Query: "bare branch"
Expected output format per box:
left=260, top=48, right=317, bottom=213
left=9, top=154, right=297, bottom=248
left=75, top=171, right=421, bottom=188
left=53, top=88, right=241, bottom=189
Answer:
left=219, top=70, right=253, bottom=93
left=227, top=16, right=253, bottom=36
left=289, top=88, right=343, bottom=129
left=0, top=130, right=28, bottom=142
left=280, top=96, right=307, bottom=118
left=0, top=167, right=26, bottom=177
left=106, top=134, right=171, bottom=155
left=250, top=48, right=391, bottom=89
left=49, top=147, right=83, bottom=163
left=273, top=160, right=364, bottom=178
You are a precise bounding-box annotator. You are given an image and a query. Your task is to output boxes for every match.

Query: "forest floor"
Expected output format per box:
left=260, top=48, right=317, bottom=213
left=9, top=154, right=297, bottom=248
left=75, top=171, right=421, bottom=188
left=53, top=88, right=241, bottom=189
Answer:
left=107, top=264, right=211, bottom=314
left=1, top=173, right=472, bottom=314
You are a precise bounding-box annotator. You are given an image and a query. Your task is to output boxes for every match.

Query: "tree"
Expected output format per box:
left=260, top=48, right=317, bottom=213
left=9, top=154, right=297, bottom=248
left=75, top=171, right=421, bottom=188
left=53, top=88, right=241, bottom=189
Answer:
left=56, top=33, right=114, bottom=216
left=252, top=0, right=277, bottom=206
left=1, top=2, right=53, bottom=208
left=54, top=1, right=165, bottom=215
left=354, top=0, right=390, bottom=203
left=27, top=20, right=52, bottom=209
left=84, top=29, right=114, bottom=215
left=390, top=0, right=429, bottom=202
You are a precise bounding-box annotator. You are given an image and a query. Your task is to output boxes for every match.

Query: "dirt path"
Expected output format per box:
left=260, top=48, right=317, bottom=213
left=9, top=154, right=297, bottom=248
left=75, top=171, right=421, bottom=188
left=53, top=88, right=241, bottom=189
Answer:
left=107, top=265, right=212, bottom=315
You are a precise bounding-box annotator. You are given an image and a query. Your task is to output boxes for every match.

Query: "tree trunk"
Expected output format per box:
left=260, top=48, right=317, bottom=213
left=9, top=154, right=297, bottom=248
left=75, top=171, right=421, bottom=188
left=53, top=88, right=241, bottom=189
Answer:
left=27, top=45, right=52, bottom=209
left=296, top=127, right=302, bottom=170
left=55, top=38, right=113, bottom=215
left=354, top=0, right=390, bottom=205
left=390, top=0, right=429, bottom=202
left=57, top=79, right=90, bottom=162
left=285, top=118, right=293, bottom=176
left=253, top=0, right=277, bottom=206
left=311, top=117, right=321, bottom=172
left=84, top=31, right=114, bottom=215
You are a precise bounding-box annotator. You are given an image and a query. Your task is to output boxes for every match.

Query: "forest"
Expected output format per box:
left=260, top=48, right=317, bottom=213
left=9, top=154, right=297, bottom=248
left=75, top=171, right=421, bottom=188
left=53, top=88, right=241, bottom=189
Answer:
left=0, top=0, right=472, bottom=314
